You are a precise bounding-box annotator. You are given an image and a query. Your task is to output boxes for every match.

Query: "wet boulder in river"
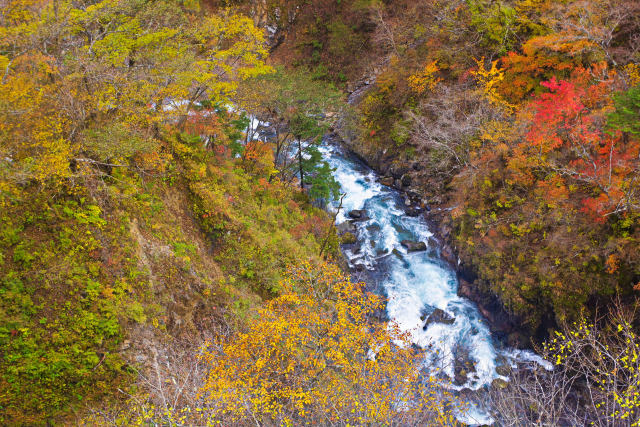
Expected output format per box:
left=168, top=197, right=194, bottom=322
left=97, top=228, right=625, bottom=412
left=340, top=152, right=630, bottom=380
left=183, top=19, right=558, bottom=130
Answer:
left=366, top=223, right=381, bottom=233
left=453, top=345, right=476, bottom=386
left=419, top=306, right=434, bottom=322
left=401, top=240, right=427, bottom=252
left=348, top=210, right=367, bottom=220
left=423, top=308, right=456, bottom=329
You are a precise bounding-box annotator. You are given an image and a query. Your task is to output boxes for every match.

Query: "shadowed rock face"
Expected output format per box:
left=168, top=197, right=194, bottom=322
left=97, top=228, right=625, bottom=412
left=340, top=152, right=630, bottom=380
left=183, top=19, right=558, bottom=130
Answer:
left=405, top=206, right=421, bottom=217
left=380, top=176, right=394, bottom=186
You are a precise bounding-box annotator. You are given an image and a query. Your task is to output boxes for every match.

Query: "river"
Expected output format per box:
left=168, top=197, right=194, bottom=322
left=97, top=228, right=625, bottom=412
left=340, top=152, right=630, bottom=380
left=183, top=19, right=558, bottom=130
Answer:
left=319, top=139, right=549, bottom=425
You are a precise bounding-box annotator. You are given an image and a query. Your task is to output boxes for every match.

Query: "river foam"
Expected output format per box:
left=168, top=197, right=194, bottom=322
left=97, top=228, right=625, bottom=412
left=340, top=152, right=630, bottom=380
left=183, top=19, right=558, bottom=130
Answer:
left=319, top=141, right=548, bottom=425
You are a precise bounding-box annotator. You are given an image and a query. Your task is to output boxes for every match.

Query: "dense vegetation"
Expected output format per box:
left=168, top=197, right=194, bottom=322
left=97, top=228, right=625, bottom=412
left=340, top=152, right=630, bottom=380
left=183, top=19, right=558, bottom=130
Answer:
left=269, top=0, right=640, bottom=337
left=1, top=0, right=640, bottom=425
left=0, top=0, right=346, bottom=423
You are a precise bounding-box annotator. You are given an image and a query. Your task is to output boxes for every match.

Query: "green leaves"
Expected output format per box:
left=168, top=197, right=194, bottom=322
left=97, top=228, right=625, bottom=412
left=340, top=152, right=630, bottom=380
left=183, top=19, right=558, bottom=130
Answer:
left=468, top=0, right=518, bottom=55
left=607, top=85, right=640, bottom=136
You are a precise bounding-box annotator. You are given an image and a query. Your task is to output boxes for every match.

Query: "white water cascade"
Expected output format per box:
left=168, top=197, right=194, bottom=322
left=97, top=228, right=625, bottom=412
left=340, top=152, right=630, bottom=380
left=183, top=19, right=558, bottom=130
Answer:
left=319, top=141, right=550, bottom=425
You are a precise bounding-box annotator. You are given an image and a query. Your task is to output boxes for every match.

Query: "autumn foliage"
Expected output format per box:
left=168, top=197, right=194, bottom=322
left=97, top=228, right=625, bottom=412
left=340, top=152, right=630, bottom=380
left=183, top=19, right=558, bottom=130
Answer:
left=307, top=0, right=640, bottom=337
left=200, top=262, right=460, bottom=425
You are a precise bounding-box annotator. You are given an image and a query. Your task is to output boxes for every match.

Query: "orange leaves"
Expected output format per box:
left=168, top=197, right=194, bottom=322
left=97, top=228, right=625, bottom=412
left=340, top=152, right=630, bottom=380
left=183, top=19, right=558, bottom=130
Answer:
left=184, top=110, right=225, bottom=143
left=605, top=254, right=619, bottom=274
left=535, top=176, right=569, bottom=208
left=241, top=140, right=275, bottom=176
left=524, top=33, right=598, bottom=58
left=497, top=34, right=586, bottom=102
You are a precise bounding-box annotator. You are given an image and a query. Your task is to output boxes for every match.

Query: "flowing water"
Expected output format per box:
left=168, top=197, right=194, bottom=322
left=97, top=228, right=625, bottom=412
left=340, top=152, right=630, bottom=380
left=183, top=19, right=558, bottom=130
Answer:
left=319, top=140, right=550, bottom=425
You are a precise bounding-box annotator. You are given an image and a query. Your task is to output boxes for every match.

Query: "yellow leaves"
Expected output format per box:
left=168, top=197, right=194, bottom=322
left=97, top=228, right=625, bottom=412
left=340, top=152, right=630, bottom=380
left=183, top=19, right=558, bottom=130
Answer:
left=0, top=0, right=273, bottom=190
left=200, top=262, right=456, bottom=424
left=472, top=57, right=516, bottom=113
left=0, top=54, right=10, bottom=76
left=625, top=63, right=640, bottom=87
left=407, top=60, right=442, bottom=94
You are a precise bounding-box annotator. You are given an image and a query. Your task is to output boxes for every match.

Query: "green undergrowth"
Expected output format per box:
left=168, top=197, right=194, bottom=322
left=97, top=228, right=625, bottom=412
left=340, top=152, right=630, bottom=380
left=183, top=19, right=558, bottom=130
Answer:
left=0, top=124, right=338, bottom=424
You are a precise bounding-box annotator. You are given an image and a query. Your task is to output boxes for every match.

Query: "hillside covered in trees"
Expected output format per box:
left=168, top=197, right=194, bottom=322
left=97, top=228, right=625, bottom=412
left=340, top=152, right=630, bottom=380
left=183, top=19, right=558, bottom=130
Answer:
left=1, top=0, right=640, bottom=425
left=268, top=0, right=640, bottom=338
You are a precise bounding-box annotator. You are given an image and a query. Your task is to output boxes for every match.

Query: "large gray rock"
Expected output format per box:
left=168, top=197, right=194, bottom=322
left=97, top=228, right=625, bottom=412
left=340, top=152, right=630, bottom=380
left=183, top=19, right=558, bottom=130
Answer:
left=401, top=240, right=427, bottom=252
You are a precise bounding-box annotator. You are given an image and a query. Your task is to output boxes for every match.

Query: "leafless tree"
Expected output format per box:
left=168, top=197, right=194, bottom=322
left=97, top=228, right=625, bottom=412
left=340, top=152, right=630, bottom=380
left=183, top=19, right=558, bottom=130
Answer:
left=407, top=84, right=504, bottom=175
left=490, top=301, right=640, bottom=426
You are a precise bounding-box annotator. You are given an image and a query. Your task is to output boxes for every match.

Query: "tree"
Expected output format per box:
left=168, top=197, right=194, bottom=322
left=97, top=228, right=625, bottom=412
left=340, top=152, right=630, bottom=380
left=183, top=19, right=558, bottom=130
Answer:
left=608, top=85, right=640, bottom=138
left=200, top=262, right=462, bottom=425
left=0, top=0, right=271, bottom=190
left=236, top=67, right=342, bottom=200
left=523, top=76, right=639, bottom=217
left=489, top=304, right=640, bottom=426
left=0, top=0, right=273, bottom=422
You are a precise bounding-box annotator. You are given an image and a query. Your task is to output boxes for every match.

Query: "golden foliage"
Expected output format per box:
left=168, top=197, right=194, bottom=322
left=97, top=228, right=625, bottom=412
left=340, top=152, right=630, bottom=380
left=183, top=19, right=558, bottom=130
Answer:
left=200, top=262, right=461, bottom=425
left=472, top=57, right=516, bottom=113
left=0, top=0, right=272, bottom=187
left=625, top=63, right=640, bottom=86
left=408, top=60, right=442, bottom=94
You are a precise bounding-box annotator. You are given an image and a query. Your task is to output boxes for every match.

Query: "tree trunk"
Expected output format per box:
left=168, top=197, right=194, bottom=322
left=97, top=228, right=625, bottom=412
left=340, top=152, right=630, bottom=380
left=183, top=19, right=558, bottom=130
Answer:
left=297, top=138, right=304, bottom=189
